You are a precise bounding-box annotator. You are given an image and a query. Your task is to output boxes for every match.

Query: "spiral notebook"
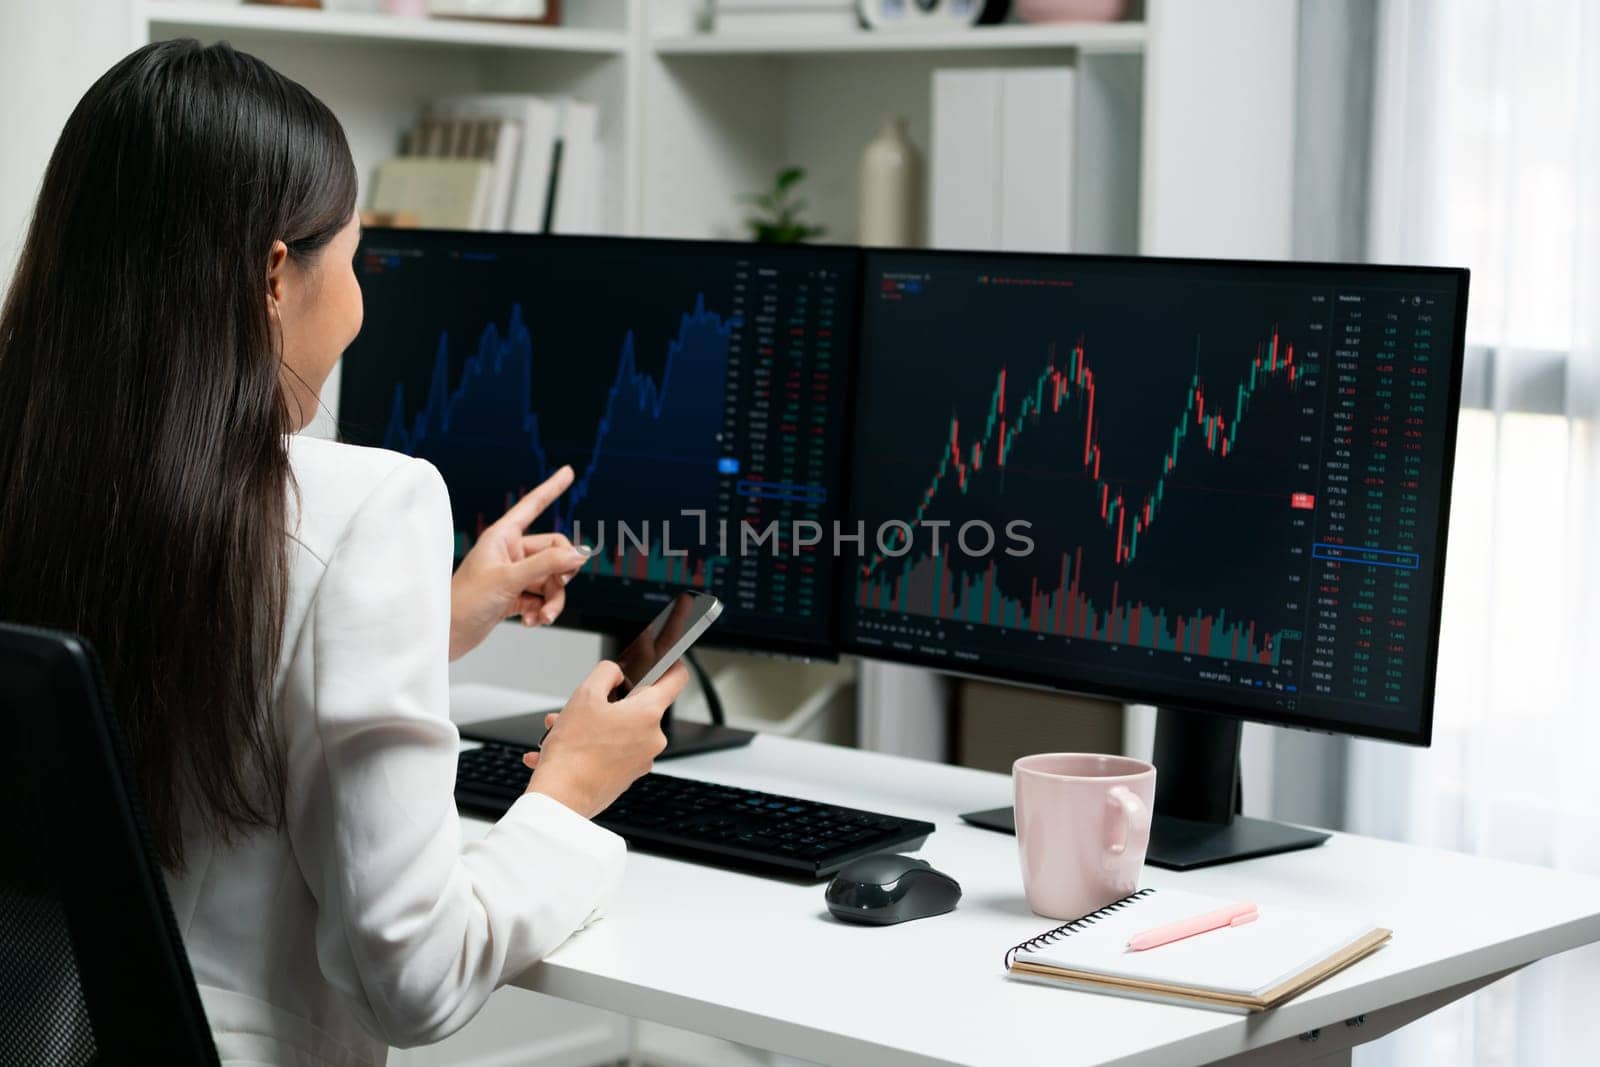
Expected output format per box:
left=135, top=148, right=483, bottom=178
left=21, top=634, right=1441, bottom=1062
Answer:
left=1005, top=888, right=1391, bottom=1013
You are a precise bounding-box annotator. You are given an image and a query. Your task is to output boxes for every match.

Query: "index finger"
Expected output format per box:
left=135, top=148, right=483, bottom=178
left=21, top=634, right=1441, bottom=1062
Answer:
left=496, top=465, right=575, bottom=532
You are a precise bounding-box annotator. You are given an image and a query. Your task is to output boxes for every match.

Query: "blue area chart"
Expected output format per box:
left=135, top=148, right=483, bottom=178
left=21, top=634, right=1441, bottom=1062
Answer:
left=383, top=296, right=739, bottom=542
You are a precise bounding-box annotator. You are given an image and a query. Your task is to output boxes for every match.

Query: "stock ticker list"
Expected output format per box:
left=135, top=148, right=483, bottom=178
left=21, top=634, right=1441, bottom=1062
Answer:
left=716, top=259, right=848, bottom=629
left=1306, top=289, right=1445, bottom=718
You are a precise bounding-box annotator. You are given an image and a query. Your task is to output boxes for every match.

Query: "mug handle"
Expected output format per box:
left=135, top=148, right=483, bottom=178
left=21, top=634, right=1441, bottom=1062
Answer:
left=1105, top=785, right=1146, bottom=856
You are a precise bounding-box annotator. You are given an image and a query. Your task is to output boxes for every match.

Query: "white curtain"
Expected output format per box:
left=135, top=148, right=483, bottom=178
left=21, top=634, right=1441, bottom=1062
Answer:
left=1350, top=1, right=1600, bottom=1063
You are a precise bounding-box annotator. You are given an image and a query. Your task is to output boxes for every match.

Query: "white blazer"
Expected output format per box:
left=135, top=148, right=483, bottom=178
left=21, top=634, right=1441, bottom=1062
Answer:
left=163, top=435, right=626, bottom=1066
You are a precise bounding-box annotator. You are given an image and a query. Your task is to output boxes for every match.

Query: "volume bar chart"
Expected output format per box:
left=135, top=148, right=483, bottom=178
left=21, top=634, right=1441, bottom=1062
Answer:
left=858, top=548, right=1282, bottom=666
left=587, top=538, right=727, bottom=588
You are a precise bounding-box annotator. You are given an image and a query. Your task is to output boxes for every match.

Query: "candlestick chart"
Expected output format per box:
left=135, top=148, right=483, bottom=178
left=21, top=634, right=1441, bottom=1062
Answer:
left=858, top=325, right=1304, bottom=666
left=845, top=254, right=1330, bottom=691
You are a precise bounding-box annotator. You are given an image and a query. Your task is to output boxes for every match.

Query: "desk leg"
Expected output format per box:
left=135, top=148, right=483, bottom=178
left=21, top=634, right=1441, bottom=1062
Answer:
left=1205, top=967, right=1522, bottom=1067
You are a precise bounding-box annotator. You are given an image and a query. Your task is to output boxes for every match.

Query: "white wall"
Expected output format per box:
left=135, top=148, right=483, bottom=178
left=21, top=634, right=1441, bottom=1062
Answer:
left=0, top=2, right=132, bottom=287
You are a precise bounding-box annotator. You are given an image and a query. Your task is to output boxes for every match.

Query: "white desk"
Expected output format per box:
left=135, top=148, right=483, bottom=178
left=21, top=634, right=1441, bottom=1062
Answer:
left=454, top=690, right=1600, bottom=1067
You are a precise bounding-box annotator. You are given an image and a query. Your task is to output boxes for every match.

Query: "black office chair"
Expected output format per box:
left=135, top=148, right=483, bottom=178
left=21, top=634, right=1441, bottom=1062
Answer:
left=0, top=622, right=219, bottom=1065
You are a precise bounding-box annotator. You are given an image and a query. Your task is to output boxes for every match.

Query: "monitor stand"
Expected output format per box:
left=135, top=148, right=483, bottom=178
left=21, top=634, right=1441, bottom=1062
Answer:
left=652, top=641, right=755, bottom=760
left=459, top=641, right=754, bottom=761
left=958, top=707, right=1328, bottom=870
left=1144, top=708, right=1328, bottom=869
left=458, top=704, right=753, bottom=760
left=655, top=709, right=755, bottom=760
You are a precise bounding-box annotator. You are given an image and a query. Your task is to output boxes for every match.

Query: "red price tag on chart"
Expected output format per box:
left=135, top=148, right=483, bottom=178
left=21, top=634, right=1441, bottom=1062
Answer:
left=1291, top=492, right=1316, bottom=510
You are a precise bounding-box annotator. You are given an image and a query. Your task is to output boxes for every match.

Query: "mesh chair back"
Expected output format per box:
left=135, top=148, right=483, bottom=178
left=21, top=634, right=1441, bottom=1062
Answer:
left=0, top=622, right=218, bottom=1066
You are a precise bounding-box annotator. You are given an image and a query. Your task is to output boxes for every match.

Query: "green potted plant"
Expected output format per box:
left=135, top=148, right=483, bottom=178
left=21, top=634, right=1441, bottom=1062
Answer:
left=742, top=166, right=826, bottom=244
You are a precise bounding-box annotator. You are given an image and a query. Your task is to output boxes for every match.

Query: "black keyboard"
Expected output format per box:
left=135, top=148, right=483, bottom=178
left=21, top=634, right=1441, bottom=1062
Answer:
left=455, top=741, right=936, bottom=880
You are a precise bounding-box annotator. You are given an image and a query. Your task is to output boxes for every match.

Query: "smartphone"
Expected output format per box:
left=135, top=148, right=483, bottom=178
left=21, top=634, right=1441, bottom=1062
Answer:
left=612, top=591, right=723, bottom=699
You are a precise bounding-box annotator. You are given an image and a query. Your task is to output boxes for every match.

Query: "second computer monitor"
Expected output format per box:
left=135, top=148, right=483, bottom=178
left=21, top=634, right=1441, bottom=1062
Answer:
left=842, top=249, right=1466, bottom=745
left=337, top=231, right=859, bottom=657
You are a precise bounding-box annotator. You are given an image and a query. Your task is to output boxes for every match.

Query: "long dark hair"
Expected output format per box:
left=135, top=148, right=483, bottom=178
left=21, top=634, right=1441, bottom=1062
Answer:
left=0, top=40, right=358, bottom=869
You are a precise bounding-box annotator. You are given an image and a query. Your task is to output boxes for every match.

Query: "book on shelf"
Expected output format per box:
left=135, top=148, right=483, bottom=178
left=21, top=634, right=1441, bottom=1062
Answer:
left=426, top=94, right=596, bottom=233
left=370, top=158, right=495, bottom=230
left=360, top=210, right=420, bottom=228
left=378, top=93, right=602, bottom=233
left=711, top=0, right=860, bottom=34
left=413, top=108, right=524, bottom=229
left=426, top=0, right=561, bottom=25
left=548, top=97, right=600, bottom=234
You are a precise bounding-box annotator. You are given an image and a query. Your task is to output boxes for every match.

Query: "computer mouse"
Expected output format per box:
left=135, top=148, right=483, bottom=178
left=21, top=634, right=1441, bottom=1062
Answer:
left=825, top=853, right=962, bottom=925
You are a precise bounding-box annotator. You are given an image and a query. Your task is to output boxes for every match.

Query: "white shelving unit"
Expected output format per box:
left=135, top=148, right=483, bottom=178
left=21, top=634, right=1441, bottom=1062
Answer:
left=138, top=1, right=1155, bottom=246
left=135, top=0, right=1296, bottom=257
left=129, top=3, right=1301, bottom=1060
left=140, top=1, right=630, bottom=52
left=648, top=20, right=1148, bottom=55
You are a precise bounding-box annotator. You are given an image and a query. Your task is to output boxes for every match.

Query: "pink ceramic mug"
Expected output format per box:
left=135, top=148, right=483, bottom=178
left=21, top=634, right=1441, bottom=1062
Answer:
left=1013, top=753, right=1155, bottom=920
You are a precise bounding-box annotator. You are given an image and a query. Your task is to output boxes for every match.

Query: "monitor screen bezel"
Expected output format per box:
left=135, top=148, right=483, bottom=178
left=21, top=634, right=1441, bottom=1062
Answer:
left=339, top=229, right=867, bottom=663
left=836, top=246, right=1470, bottom=747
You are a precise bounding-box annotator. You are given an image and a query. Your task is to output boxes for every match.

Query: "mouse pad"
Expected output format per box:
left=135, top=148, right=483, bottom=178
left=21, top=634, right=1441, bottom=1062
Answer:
left=959, top=806, right=1017, bottom=835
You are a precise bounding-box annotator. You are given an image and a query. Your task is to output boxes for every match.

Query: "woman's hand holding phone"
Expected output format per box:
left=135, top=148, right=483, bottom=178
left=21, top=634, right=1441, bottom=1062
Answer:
left=523, top=659, right=689, bottom=819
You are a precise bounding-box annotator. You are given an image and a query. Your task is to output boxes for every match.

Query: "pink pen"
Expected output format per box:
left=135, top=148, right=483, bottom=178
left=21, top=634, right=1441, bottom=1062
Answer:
left=1126, top=902, right=1259, bottom=952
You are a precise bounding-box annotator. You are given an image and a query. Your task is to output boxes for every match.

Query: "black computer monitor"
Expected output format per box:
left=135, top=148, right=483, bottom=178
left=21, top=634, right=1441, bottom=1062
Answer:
left=337, top=231, right=860, bottom=663
left=841, top=249, right=1467, bottom=867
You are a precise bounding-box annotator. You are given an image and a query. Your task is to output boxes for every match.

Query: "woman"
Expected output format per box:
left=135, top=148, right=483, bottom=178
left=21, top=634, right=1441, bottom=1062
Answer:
left=0, top=39, right=684, bottom=1065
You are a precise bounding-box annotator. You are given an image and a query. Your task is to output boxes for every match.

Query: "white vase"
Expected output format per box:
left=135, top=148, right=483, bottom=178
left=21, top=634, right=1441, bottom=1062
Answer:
left=859, top=117, right=922, bottom=247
